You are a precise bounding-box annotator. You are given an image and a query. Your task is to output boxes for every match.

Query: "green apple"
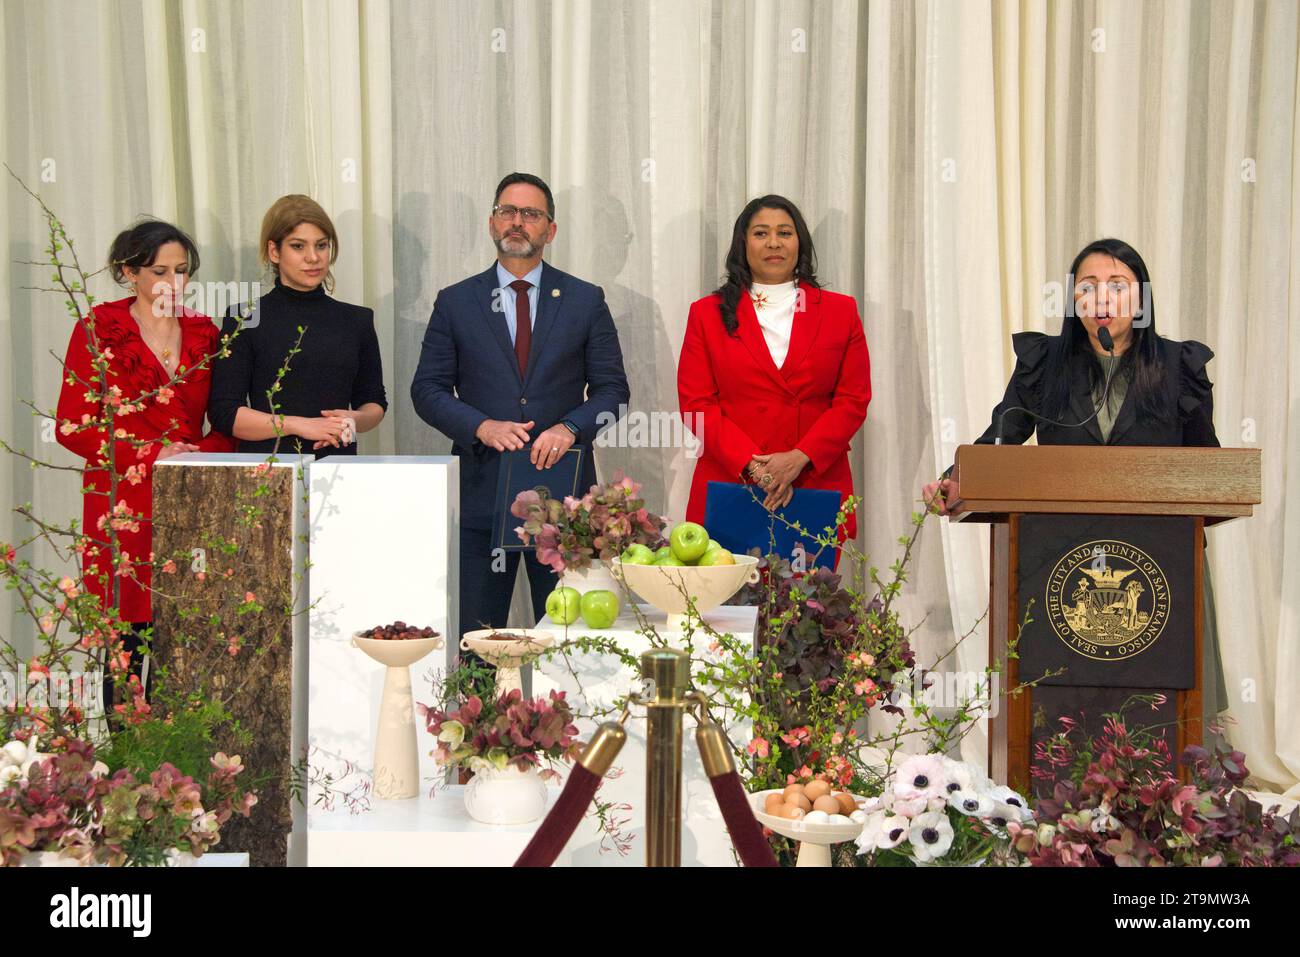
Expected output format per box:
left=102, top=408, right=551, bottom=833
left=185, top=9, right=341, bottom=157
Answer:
left=653, top=546, right=675, bottom=562
left=545, top=586, right=582, bottom=625
left=580, top=590, right=620, bottom=629
left=669, top=521, right=710, bottom=564
left=697, top=547, right=736, bottom=566
left=620, top=543, right=655, bottom=565
left=704, top=539, right=724, bottom=556
left=654, top=554, right=686, bottom=566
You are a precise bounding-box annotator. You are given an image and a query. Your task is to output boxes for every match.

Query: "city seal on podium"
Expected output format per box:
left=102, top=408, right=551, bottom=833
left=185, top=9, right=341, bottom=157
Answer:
left=1044, top=539, right=1171, bottom=662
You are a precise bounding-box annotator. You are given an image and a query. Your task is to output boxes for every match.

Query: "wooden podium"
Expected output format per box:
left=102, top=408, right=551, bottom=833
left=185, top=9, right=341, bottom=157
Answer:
left=947, top=445, right=1261, bottom=793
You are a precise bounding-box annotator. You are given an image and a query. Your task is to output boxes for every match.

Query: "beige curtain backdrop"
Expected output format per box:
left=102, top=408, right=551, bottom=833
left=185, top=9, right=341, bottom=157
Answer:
left=2, top=0, right=1296, bottom=797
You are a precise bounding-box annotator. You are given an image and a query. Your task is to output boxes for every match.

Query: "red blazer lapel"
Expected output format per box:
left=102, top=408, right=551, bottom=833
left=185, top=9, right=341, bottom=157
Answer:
left=735, top=292, right=793, bottom=395
left=780, top=283, right=823, bottom=380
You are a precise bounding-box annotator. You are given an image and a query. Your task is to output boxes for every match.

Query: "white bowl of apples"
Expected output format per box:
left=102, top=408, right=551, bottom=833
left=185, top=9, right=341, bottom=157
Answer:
left=609, top=521, right=760, bottom=628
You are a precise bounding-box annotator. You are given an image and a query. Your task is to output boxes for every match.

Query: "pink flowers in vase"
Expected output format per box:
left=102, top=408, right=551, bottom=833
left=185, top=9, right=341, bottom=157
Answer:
left=0, top=738, right=256, bottom=866
left=422, top=688, right=582, bottom=781
left=510, top=470, right=666, bottom=574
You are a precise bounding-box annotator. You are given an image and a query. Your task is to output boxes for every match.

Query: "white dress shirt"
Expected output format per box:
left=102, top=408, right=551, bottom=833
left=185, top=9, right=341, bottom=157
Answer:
left=750, top=280, right=799, bottom=369
left=495, top=261, right=543, bottom=346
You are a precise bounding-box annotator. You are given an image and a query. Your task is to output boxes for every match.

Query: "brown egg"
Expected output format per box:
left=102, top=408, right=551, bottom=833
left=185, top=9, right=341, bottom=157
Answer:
left=812, top=795, right=841, bottom=815
left=764, top=793, right=786, bottom=814
left=805, top=780, right=832, bottom=801
left=776, top=803, right=805, bottom=820
left=787, top=793, right=812, bottom=812
left=782, top=784, right=805, bottom=802
left=834, top=792, right=858, bottom=816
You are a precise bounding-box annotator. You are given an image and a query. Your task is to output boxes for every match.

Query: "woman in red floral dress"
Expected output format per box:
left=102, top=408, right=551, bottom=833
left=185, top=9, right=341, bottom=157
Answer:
left=55, top=220, right=235, bottom=708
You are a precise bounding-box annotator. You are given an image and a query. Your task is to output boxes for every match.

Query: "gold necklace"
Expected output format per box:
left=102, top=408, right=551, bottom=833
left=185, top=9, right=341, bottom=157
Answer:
left=131, top=301, right=180, bottom=372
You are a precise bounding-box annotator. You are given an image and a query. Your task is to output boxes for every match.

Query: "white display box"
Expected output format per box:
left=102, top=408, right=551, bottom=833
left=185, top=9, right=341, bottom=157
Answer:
left=308, top=785, right=556, bottom=866
left=305, top=456, right=459, bottom=865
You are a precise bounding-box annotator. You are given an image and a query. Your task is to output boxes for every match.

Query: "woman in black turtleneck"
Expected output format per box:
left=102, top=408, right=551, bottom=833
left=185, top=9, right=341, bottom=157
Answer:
left=209, top=195, right=387, bottom=457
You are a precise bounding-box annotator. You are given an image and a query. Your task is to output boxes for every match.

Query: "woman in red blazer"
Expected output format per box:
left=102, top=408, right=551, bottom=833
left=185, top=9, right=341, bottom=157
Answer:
left=56, top=220, right=235, bottom=705
left=678, top=195, right=871, bottom=541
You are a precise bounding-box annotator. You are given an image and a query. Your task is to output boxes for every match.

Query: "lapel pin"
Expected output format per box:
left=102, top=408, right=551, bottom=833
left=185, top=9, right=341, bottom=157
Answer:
left=551, top=288, right=561, bottom=298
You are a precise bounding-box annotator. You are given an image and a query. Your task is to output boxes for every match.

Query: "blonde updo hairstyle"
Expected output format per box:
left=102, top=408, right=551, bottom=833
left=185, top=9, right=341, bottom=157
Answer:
left=259, top=194, right=339, bottom=293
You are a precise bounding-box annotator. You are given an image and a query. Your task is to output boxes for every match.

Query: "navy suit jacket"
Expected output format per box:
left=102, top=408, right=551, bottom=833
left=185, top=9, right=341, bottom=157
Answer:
left=411, top=262, right=630, bottom=528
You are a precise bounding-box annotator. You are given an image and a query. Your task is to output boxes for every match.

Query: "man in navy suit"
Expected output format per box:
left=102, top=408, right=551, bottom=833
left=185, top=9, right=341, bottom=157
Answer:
left=411, top=172, right=630, bottom=637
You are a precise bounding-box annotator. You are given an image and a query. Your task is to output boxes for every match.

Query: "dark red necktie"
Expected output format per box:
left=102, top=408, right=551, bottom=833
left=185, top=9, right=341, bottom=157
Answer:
left=510, top=279, right=532, bottom=375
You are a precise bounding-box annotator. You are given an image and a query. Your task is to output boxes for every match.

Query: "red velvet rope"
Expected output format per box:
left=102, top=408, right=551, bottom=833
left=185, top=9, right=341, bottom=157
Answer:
left=514, top=763, right=603, bottom=867
left=706, top=769, right=779, bottom=867
left=515, top=762, right=779, bottom=867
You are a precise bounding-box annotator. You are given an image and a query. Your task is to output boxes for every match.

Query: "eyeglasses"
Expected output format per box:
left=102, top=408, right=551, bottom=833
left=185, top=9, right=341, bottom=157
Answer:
left=492, top=204, right=551, bottom=224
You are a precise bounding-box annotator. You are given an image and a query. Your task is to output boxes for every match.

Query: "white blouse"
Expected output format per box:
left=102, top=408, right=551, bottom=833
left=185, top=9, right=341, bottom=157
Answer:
left=750, top=281, right=799, bottom=369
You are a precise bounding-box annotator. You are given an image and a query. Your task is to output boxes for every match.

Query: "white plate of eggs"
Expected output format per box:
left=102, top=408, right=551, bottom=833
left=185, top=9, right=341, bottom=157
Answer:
left=750, top=780, right=871, bottom=844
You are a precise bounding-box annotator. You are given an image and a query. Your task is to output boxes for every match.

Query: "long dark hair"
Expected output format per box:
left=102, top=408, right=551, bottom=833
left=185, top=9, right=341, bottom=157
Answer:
left=715, top=195, right=820, bottom=335
left=107, top=219, right=201, bottom=284
left=1043, top=237, right=1170, bottom=422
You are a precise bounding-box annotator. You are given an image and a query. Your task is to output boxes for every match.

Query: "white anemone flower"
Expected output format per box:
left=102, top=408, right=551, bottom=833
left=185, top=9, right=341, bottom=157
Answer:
left=874, top=814, right=911, bottom=849
left=987, top=784, right=1033, bottom=821
left=891, top=796, right=930, bottom=818
left=892, top=754, right=949, bottom=801
left=854, top=810, right=888, bottom=854
left=948, top=789, right=995, bottom=818
left=983, top=800, right=1023, bottom=831
left=857, top=795, right=886, bottom=816
left=0, top=764, right=23, bottom=788
left=941, top=758, right=993, bottom=796
left=908, top=811, right=955, bottom=863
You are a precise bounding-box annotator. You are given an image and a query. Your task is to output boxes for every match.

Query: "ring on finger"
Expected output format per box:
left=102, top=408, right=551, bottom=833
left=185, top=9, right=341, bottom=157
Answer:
left=760, top=473, right=773, bottom=487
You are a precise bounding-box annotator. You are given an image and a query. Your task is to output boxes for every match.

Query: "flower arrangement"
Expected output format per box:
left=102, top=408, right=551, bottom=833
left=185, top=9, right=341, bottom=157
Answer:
left=718, top=550, right=918, bottom=796
left=853, top=753, right=1032, bottom=866
left=1010, top=698, right=1300, bottom=866
left=422, top=689, right=582, bottom=780
left=526, top=493, right=1030, bottom=864
left=0, top=736, right=256, bottom=866
left=511, top=470, right=666, bottom=574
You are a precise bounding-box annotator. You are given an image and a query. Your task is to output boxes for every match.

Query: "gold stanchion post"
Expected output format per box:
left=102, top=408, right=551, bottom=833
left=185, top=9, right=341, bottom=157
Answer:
left=638, top=648, right=689, bottom=867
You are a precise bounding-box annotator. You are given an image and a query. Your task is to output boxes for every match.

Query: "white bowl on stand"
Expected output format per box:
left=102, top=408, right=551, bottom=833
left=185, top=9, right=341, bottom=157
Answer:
left=352, top=632, right=444, bottom=800
left=608, top=555, right=760, bottom=630
left=460, top=628, right=556, bottom=699
left=750, top=788, right=867, bottom=867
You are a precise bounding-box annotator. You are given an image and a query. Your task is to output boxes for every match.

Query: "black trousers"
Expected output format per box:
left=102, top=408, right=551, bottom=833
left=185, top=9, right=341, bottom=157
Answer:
left=458, top=527, right=555, bottom=637
left=103, top=622, right=151, bottom=722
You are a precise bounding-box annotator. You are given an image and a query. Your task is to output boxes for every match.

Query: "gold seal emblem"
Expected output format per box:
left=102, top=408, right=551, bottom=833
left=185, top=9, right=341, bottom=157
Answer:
left=1044, top=540, right=1170, bottom=661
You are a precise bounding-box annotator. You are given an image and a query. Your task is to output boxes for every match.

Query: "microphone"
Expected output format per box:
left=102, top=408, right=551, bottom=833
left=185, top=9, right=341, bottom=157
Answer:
left=993, top=327, right=1118, bottom=444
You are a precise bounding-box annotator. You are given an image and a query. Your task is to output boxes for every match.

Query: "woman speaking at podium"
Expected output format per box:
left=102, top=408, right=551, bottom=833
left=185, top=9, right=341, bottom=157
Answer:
left=209, top=195, right=387, bottom=458
left=677, top=195, right=870, bottom=539
left=921, top=237, right=1226, bottom=723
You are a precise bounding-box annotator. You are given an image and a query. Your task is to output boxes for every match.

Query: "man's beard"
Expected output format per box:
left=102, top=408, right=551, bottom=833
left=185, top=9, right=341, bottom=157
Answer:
left=493, top=229, right=542, bottom=259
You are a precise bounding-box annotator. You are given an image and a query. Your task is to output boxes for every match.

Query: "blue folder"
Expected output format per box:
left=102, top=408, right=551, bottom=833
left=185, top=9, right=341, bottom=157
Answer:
left=702, top=481, right=842, bottom=570
left=492, top=446, right=587, bottom=551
